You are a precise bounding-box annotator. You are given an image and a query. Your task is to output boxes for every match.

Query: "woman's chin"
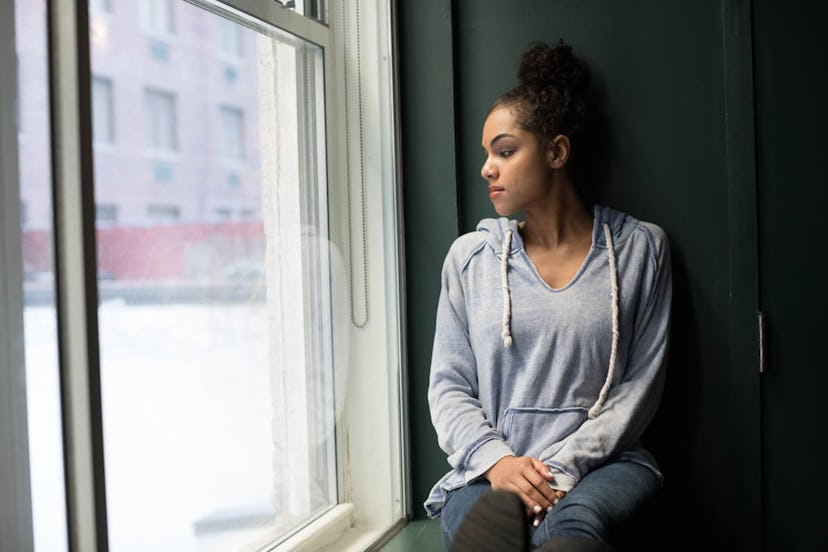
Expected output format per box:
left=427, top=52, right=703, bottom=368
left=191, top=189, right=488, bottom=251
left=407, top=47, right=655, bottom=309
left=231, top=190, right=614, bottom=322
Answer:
left=492, top=205, right=516, bottom=217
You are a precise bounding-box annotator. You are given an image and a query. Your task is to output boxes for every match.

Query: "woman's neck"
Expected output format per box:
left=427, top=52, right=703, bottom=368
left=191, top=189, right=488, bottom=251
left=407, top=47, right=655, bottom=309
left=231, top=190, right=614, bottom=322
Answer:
left=519, top=181, right=592, bottom=249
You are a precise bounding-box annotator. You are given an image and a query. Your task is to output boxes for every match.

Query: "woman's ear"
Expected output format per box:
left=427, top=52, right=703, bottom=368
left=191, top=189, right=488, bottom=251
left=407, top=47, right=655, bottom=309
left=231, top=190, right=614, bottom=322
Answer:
left=546, top=135, right=571, bottom=169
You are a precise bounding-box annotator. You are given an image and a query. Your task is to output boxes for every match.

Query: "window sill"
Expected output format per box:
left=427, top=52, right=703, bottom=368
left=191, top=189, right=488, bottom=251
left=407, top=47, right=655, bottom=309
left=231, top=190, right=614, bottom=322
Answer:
left=247, top=504, right=402, bottom=552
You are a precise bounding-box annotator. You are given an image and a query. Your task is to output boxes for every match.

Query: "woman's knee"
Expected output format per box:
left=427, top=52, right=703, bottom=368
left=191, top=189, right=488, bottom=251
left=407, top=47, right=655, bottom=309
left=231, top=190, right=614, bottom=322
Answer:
left=440, top=481, right=494, bottom=547
left=536, top=462, right=662, bottom=547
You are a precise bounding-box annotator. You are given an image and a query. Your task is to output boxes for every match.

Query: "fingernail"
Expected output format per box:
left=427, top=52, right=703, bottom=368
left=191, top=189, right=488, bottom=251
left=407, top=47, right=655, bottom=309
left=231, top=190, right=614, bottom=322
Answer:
left=547, top=470, right=553, bottom=477
left=533, top=518, right=540, bottom=528
left=547, top=506, right=554, bottom=513
left=532, top=504, right=541, bottom=514
left=553, top=498, right=559, bottom=505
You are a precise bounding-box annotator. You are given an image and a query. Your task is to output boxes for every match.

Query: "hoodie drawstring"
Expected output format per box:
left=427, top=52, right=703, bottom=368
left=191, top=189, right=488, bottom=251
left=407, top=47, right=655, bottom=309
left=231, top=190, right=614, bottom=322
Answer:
left=501, top=229, right=513, bottom=348
left=498, top=221, right=620, bottom=418
left=588, top=222, right=620, bottom=419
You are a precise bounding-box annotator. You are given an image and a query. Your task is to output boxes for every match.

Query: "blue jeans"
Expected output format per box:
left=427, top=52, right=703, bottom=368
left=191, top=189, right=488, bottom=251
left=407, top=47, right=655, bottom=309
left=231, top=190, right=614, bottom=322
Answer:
left=440, top=461, right=662, bottom=550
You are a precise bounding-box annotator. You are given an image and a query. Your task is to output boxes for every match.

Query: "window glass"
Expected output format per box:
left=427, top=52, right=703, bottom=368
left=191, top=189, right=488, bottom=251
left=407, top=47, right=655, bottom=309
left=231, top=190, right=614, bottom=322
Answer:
left=90, top=1, right=335, bottom=549
left=90, top=0, right=111, bottom=15
left=218, top=18, right=243, bottom=57
left=95, top=203, right=118, bottom=226
left=15, top=0, right=69, bottom=550
left=92, top=76, right=114, bottom=144
left=145, top=89, right=177, bottom=151
left=220, top=106, right=244, bottom=160
left=142, top=0, right=174, bottom=37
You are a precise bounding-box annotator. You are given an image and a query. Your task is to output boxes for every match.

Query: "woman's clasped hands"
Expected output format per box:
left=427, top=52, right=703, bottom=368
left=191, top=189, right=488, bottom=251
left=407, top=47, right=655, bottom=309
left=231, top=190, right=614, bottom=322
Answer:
left=483, top=455, right=567, bottom=528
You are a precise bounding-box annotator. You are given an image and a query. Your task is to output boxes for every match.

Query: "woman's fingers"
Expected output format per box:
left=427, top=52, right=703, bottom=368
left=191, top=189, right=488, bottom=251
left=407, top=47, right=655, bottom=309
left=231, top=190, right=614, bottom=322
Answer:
left=522, top=464, right=559, bottom=506
left=530, top=457, right=554, bottom=481
left=485, top=456, right=564, bottom=516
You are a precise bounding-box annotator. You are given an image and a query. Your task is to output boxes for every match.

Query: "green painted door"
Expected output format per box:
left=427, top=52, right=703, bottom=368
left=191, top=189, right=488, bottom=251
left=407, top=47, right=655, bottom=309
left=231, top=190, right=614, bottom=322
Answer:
left=753, top=2, right=828, bottom=550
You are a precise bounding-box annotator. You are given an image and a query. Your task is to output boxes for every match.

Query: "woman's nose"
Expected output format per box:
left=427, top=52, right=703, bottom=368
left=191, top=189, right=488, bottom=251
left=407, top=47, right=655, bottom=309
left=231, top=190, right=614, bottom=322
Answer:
left=481, top=159, right=495, bottom=180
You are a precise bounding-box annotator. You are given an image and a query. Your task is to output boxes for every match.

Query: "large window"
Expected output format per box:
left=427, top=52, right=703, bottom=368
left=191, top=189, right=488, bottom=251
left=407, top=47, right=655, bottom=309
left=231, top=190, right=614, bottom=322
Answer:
left=5, top=0, right=404, bottom=551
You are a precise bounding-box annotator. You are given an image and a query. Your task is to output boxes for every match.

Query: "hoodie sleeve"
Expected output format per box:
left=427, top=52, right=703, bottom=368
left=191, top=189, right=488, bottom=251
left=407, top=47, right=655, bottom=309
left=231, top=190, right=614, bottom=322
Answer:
left=541, top=225, right=672, bottom=492
left=428, top=241, right=515, bottom=483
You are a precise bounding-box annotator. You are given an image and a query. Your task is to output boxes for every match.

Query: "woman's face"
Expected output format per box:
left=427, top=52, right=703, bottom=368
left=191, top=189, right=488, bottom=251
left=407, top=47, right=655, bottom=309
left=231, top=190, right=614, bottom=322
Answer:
left=480, top=106, right=555, bottom=216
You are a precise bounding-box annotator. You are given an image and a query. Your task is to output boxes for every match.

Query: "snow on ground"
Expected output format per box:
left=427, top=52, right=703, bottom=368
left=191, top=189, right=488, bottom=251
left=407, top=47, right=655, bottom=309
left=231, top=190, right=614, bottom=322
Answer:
left=25, top=300, right=287, bottom=551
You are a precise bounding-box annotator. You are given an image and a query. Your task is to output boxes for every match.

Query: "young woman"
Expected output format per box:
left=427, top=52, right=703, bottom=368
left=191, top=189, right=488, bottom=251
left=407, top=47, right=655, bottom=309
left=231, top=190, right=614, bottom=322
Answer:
left=425, top=42, right=672, bottom=551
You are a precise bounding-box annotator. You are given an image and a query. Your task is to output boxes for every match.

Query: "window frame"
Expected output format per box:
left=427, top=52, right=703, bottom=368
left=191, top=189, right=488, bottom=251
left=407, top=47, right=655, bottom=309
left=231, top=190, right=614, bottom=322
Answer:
left=2, top=0, right=408, bottom=550
left=0, top=0, right=34, bottom=548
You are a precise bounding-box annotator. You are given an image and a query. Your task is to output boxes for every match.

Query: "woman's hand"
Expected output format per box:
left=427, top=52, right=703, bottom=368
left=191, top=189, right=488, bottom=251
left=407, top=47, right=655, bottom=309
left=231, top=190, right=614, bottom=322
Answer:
left=529, top=459, right=567, bottom=526
left=484, top=456, right=562, bottom=526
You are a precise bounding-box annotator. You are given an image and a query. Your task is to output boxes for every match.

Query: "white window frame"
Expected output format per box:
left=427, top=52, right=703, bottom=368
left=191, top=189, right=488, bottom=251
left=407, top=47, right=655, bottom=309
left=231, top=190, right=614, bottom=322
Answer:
left=1, top=0, right=407, bottom=550
left=213, top=1, right=407, bottom=549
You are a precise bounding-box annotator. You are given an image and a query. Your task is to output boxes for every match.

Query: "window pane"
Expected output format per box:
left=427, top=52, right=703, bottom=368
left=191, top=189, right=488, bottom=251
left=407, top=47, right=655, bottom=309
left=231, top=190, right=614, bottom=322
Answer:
left=92, top=76, right=114, bottom=144
left=90, top=1, right=334, bottom=549
left=218, top=18, right=242, bottom=57
left=220, top=106, right=244, bottom=160
left=145, top=89, right=177, bottom=151
left=142, top=0, right=174, bottom=36
left=15, top=0, right=69, bottom=550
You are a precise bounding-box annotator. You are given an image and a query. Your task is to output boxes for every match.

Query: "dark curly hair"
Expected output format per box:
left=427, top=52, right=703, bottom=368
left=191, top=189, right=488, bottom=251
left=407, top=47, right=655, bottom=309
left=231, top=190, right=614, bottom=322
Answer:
left=494, top=41, right=590, bottom=149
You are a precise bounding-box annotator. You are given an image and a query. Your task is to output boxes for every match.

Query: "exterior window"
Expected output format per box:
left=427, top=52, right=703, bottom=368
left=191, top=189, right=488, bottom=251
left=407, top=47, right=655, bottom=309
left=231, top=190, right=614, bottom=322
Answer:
left=220, top=106, right=244, bottom=160
left=145, top=203, right=180, bottom=223
left=90, top=0, right=111, bottom=14
left=218, top=18, right=242, bottom=57
left=213, top=207, right=232, bottom=221
left=141, top=0, right=174, bottom=37
left=95, top=204, right=118, bottom=226
left=145, top=89, right=177, bottom=152
left=92, top=76, right=114, bottom=144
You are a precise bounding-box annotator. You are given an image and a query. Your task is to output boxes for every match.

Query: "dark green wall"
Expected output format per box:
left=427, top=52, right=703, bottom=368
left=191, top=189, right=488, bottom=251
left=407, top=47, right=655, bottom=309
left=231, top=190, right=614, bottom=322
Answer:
left=398, top=0, right=461, bottom=518
left=399, top=1, right=825, bottom=549
left=754, top=1, right=828, bottom=549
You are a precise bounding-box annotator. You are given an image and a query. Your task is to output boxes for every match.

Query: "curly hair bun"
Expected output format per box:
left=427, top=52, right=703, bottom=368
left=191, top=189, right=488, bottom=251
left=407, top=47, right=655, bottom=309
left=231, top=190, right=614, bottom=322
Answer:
left=517, top=41, right=590, bottom=97
left=492, top=40, right=590, bottom=144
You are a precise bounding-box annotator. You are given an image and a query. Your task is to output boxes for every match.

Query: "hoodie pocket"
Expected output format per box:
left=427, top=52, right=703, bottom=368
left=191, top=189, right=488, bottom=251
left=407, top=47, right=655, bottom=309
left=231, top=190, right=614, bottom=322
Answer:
left=501, top=407, right=588, bottom=459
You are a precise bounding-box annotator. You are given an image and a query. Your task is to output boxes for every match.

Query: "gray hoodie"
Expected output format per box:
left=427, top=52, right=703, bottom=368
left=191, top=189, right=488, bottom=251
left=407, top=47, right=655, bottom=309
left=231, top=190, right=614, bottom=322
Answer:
left=425, top=205, right=671, bottom=518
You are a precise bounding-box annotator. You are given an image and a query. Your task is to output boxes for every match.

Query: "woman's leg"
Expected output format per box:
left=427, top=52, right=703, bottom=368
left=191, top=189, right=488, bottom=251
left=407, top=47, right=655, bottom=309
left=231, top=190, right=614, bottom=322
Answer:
left=440, top=480, right=495, bottom=549
left=531, top=461, right=662, bottom=550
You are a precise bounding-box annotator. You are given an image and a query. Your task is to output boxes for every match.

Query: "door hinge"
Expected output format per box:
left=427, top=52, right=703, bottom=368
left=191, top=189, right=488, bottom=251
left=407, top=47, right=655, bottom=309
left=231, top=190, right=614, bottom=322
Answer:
left=758, top=311, right=766, bottom=374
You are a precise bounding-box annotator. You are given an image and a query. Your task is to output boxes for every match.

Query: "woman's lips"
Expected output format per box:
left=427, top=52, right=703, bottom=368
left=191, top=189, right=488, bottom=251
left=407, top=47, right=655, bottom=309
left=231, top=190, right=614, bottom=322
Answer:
left=488, top=186, right=504, bottom=199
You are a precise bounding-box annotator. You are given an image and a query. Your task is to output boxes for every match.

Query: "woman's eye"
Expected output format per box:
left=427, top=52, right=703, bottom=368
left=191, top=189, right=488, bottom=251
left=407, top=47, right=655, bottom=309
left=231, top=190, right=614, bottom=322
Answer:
left=500, top=149, right=514, bottom=158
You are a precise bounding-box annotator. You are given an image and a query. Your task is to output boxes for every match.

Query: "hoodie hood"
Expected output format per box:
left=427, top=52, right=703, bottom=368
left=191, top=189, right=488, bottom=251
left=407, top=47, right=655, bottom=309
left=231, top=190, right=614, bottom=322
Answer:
left=476, top=205, right=637, bottom=256
left=475, top=204, right=626, bottom=419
